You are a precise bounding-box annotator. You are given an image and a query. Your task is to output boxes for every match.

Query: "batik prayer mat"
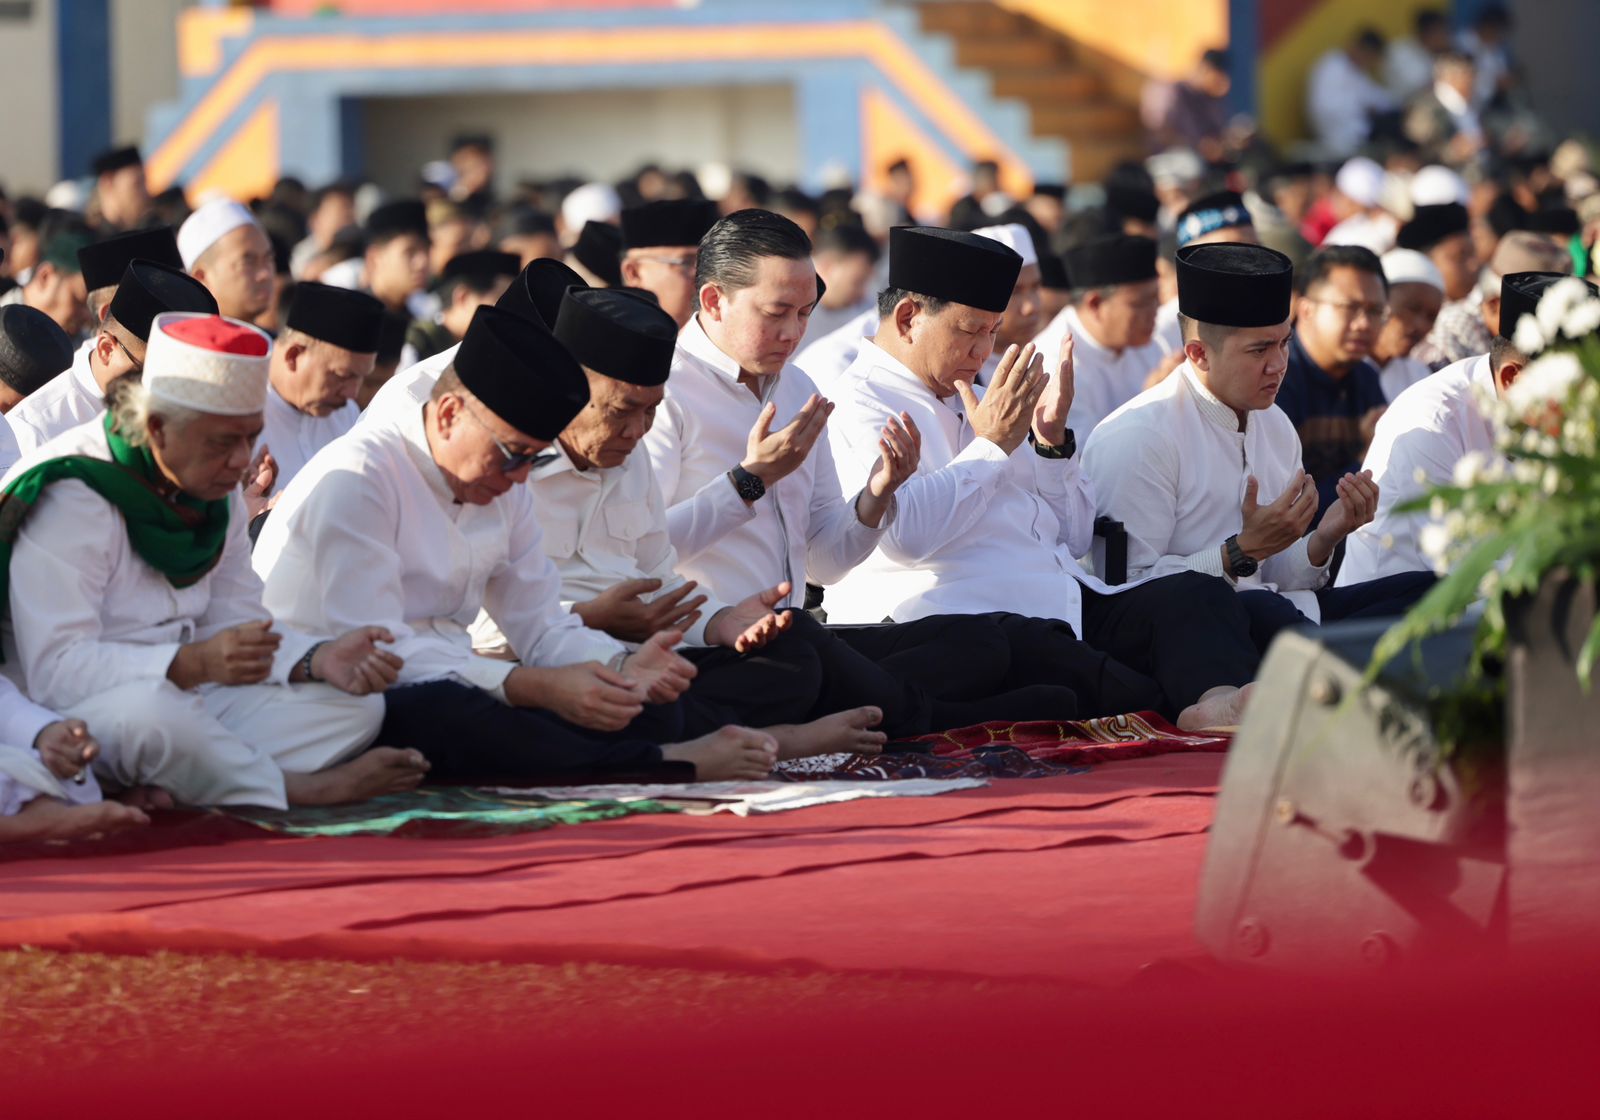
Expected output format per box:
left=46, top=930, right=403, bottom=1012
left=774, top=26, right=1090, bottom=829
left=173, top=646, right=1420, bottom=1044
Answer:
left=225, top=787, right=678, bottom=838
left=775, top=711, right=1231, bottom=781
left=490, top=777, right=988, bottom=816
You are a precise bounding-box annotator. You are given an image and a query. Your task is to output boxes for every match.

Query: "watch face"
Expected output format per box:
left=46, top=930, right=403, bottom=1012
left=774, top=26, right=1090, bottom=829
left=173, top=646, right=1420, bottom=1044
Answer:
left=734, top=470, right=765, bottom=501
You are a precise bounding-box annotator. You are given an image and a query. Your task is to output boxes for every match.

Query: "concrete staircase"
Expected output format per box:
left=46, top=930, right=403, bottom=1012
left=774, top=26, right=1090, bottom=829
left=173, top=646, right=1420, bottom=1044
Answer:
left=915, top=1, right=1147, bottom=184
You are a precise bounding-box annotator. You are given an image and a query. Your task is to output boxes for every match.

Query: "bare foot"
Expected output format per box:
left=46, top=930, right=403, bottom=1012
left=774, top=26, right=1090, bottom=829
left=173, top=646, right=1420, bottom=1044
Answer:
left=661, top=726, right=778, bottom=781
left=1177, top=683, right=1256, bottom=732
left=117, top=786, right=175, bottom=812
left=0, top=797, right=149, bottom=842
left=766, top=706, right=886, bottom=760
left=283, top=747, right=431, bottom=806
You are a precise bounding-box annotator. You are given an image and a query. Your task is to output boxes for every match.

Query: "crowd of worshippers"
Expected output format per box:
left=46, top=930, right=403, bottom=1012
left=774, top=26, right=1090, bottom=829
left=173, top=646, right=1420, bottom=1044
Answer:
left=0, top=126, right=1597, bottom=846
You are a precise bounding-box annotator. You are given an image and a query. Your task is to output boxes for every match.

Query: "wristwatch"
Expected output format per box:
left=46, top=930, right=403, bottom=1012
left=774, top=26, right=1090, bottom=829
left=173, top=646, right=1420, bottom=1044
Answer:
left=1029, top=429, right=1076, bottom=459
left=1224, top=534, right=1259, bottom=579
left=728, top=465, right=767, bottom=502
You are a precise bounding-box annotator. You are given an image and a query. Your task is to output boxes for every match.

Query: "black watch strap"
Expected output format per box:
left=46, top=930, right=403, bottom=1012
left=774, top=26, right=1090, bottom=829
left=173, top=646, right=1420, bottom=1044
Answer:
left=1224, top=534, right=1258, bottom=579
left=1029, top=429, right=1076, bottom=460
left=729, top=465, right=766, bottom=502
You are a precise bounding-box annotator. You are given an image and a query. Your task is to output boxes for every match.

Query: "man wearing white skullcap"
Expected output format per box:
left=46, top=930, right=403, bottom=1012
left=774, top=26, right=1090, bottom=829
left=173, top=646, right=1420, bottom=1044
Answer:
left=559, top=182, right=622, bottom=245
left=0, top=313, right=428, bottom=809
left=179, top=199, right=276, bottom=325
left=1322, top=157, right=1400, bottom=254
left=1374, top=249, right=1446, bottom=400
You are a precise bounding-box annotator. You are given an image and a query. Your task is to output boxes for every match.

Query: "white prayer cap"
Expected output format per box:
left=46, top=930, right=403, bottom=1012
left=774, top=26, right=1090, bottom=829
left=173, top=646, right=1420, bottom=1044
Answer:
left=560, top=182, right=622, bottom=235
left=1146, top=148, right=1205, bottom=188
left=178, top=199, right=260, bottom=270
left=44, top=178, right=87, bottom=213
left=1381, top=248, right=1446, bottom=293
left=971, top=223, right=1038, bottom=268
left=317, top=256, right=366, bottom=291
left=1410, top=164, right=1470, bottom=208
left=1335, top=157, right=1387, bottom=208
left=144, top=312, right=272, bottom=416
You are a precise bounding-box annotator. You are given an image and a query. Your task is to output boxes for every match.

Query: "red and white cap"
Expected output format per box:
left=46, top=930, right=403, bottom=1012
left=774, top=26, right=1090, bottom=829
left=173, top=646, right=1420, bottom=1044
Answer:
left=144, top=312, right=273, bottom=416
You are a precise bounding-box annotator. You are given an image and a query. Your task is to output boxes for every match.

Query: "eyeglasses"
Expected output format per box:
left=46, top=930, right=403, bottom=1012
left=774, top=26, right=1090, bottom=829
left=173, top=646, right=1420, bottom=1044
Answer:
left=1304, top=297, right=1390, bottom=325
left=110, top=335, right=143, bottom=374
left=459, top=398, right=558, bottom=472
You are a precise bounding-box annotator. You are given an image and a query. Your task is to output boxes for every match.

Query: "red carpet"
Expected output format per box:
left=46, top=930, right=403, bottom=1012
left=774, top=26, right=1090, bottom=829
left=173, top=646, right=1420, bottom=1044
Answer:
left=0, top=754, right=1223, bottom=984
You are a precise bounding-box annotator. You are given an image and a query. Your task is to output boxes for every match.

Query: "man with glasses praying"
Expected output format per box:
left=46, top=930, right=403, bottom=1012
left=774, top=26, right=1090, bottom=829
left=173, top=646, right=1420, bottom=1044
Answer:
left=8, top=261, right=218, bottom=458
left=618, top=200, right=720, bottom=329
left=1273, top=245, right=1392, bottom=524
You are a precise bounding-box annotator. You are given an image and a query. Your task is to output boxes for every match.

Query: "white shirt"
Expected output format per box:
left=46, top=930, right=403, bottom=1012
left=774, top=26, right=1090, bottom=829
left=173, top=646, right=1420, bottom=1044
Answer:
left=1338, top=354, right=1498, bottom=587
left=1307, top=48, right=1396, bottom=158
left=253, top=394, right=622, bottom=697
left=1031, top=305, right=1171, bottom=441
left=801, top=298, right=875, bottom=350
left=644, top=314, right=887, bottom=611
left=259, top=384, right=359, bottom=492
left=790, top=306, right=879, bottom=396
left=359, top=342, right=458, bottom=422
left=1082, top=362, right=1332, bottom=620
left=1385, top=39, right=1437, bottom=101
left=822, top=340, right=1115, bottom=631
left=0, top=418, right=317, bottom=713
left=530, top=442, right=726, bottom=649
left=8, top=339, right=103, bottom=459
left=1154, top=298, right=1183, bottom=355
left=1378, top=354, right=1435, bottom=402
left=0, top=413, right=19, bottom=481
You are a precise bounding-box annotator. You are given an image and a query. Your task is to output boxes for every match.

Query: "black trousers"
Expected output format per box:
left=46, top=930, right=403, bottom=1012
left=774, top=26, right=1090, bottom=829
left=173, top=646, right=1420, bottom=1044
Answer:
left=981, top=571, right=1261, bottom=719
left=1237, top=570, right=1438, bottom=655
left=678, top=628, right=823, bottom=735
left=379, top=679, right=693, bottom=786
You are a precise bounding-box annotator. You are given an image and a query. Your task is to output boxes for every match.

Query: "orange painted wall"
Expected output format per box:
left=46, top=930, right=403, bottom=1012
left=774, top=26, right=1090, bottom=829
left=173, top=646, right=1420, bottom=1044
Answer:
left=993, top=0, right=1228, bottom=81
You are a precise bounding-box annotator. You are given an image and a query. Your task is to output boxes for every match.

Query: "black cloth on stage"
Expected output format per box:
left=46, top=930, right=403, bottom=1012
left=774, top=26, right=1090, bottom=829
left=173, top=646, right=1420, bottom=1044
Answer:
left=108, top=260, right=218, bottom=340
left=77, top=226, right=181, bottom=291
left=286, top=281, right=385, bottom=353
left=553, top=287, right=677, bottom=385
left=454, top=304, right=588, bottom=440
left=378, top=679, right=693, bottom=786
left=1237, top=571, right=1438, bottom=655
left=1176, top=243, right=1294, bottom=327
left=620, top=199, right=719, bottom=250
left=499, top=257, right=587, bottom=328
left=888, top=226, right=1022, bottom=313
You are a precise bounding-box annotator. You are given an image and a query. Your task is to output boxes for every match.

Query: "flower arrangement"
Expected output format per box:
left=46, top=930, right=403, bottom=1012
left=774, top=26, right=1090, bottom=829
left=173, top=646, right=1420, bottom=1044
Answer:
left=1370, top=277, right=1600, bottom=746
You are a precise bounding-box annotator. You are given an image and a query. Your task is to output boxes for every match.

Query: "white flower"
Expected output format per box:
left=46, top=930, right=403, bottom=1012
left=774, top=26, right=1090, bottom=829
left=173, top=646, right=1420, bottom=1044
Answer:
left=1505, top=352, right=1584, bottom=415
left=1513, top=312, right=1549, bottom=357
left=1453, top=450, right=1489, bottom=487
left=1561, top=296, right=1600, bottom=341
left=1419, top=522, right=1453, bottom=571
left=1536, top=278, right=1592, bottom=341
left=1543, top=465, right=1563, bottom=494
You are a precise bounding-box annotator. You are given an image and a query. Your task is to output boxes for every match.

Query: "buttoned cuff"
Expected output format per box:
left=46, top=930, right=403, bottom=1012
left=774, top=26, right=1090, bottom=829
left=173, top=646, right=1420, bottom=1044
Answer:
left=1180, top=543, right=1228, bottom=579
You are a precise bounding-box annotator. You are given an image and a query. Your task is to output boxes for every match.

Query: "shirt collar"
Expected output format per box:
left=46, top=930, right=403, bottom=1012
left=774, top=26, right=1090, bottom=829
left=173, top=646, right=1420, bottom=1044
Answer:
left=531, top=438, right=603, bottom=483
left=857, top=338, right=953, bottom=411
left=72, top=338, right=101, bottom=399
left=1181, top=361, right=1250, bottom=434
left=680, top=313, right=748, bottom=388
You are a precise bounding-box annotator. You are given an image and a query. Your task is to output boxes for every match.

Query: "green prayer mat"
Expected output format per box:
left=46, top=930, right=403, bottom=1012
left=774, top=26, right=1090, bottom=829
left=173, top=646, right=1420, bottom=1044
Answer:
left=225, top=787, right=682, bottom=838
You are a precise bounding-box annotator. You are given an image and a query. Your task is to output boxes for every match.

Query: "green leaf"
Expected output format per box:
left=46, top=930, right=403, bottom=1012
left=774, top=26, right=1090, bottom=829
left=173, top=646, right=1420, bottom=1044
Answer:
left=1579, top=612, right=1600, bottom=692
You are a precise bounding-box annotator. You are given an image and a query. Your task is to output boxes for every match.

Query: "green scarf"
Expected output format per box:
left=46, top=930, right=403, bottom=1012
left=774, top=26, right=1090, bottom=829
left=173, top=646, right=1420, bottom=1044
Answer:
left=0, top=413, right=231, bottom=617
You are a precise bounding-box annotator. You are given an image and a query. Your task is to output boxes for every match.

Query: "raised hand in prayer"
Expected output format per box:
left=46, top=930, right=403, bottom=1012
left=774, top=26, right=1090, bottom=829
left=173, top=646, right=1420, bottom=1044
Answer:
left=956, top=342, right=1047, bottom=455
left=504, top=663, right=644, bottom=731
left=1033, top=331, right=1076, bottom=446
left=34, top=719, right=98, bottom=784
left=170, top=619, right=282, bottom=689
left=741, top=393, right=834, bottom=487
left=1236, top=470, right=1318, bottom=562
left=857, top=412, right=921, bottom=528
left=621, top=630, right=699, bottom=704
left=309, top=626, right=406, bottom=696
left=572, top=578, right=707, bottom=644
left=705, top=581, right=795, bottom=653
left=1309, top=470, right=1381, bottom=566
left=242, top=445, right=278, bottom=520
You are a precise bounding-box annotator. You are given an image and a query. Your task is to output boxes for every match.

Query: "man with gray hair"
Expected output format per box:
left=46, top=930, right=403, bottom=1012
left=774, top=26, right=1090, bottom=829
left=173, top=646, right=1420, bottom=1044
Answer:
left=0, top=312, right=426, bottom=809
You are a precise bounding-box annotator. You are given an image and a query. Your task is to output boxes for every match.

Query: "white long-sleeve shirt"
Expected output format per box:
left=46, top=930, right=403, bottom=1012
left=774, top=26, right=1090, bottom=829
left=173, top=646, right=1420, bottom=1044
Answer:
left=643, top=314, right=888, bottom=610
left=1378, top=354, right=1435, bottom=402
left=1082, top=361, right=1332, bottom=620
left=1338, top=354, right=1498, bottom=586
left=358, top=342, right=460, bottom=423
left=1307, top=49, right=1397, bottom=158
left=1031, top=305, right=1172, bottom=441
left=7, top=339, right=103, bottom=459
left=0, top=418, right=317, bottom=712
left=790, top=306, right=879, bottom=396
left=529, top=442, right=728, bottom=649
left=253, top=395, right=622, bottom=697
left=258, top=385, right=359, bottom=493
left=821, top=340, right=1117, bottom=631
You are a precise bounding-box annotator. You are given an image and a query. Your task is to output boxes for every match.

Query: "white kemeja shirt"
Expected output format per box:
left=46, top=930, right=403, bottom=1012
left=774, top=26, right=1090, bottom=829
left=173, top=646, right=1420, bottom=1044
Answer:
left=1338, top=354, right=1498, bottom=587
left=1307, top=48, right=1396, bottom=158
left=1082, top=362, right=1332, bottom=620
left=644, top=314, right=889, bottom=611
left=1031, top=304, right=1171, bottom=441
left=7, top=338, right=103, bottom=459
left=258, top=384, right=359, bottom=492
left=359, top=342, right=460, bottom=422
left=1154, top=298, right=1183, bottom=355
left=0, top=418, right=317, bottom=713
left=529, top=442, right=728, bottom=650
left=0, top=412, right=19, bottom=480
left=822, top=339, right=1120, bottom=631
left=790, top=306, right=879, bottom=396
left=0, top=672, right=102, bottom=816
left=1378, top=354, right=1435, bottom=402
left=253, top=394, right=622, bottom=697
left=801, top=298, right=875, bottom=350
